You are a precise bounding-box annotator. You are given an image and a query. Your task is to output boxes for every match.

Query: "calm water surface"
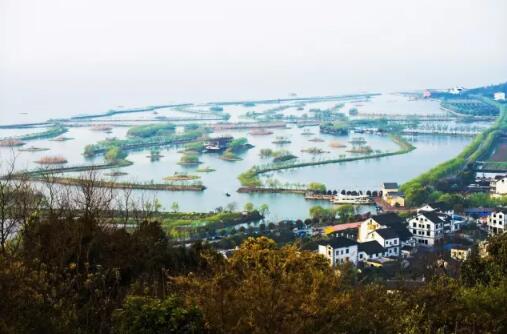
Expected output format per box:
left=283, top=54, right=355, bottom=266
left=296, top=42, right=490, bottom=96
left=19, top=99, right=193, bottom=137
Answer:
left=0, top=94, right=479, bottom=220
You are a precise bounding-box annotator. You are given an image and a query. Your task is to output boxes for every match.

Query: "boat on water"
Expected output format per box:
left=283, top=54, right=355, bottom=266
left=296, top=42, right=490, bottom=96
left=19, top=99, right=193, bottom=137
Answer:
left=332, top=194, right=373, bottom=205
left=249, top=128, right=273, bottom=136
left=204, top=136, right=233, bottom=152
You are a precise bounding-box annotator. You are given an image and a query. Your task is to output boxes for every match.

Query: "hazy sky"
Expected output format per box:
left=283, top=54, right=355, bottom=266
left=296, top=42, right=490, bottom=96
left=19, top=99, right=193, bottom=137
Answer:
left=1, top=0, right=506, bottom=119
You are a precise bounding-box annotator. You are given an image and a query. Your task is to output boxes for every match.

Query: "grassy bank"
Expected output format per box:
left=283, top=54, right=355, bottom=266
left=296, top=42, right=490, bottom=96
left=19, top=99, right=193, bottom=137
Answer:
left=14, top=160, right=133, bottom=178
left=1, top=125, right=68, bottom=141
left=29, top=176, right=206, bottom=191
left=162, top=210, right=263, bottom=238
left=238, top=133, right=415, bottom=187
left=401, top=99, right=507, bottom=205
left=83, top=130, right=205, bottom=157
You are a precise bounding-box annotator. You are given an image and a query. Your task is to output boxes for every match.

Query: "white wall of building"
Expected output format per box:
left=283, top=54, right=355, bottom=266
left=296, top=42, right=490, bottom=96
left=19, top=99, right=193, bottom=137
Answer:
left=494, top=92, right=506, bottom=101
left=408, top=214, right=444, bottom=246
left=494, top=177, right=507, bottom=195
left=318, top=244, right=358, bottom=266
left=487, top=211, right=506, bottom=235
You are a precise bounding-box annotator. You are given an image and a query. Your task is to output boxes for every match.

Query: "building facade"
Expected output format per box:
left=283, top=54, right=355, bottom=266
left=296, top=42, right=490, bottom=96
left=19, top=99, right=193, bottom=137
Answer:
left=491, top=175, right=507, bottom=196
left=381, top=182, right=405, bottom=207
left=487, top=210, right=506, bottom=235
left=357, top=240, right=386, bottom=262
left=408, top=212, right=444, bottom=246
left=371, top=228, right=400, bottom=256
left=494, top=92, right=506, bottom=101
left=358, top=212, right=413, bottom=247
left=318, top=237, right=358, bottom=266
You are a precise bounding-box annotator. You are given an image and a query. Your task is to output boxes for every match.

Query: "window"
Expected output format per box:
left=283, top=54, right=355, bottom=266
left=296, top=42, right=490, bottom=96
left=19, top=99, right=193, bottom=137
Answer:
left=394, top=239, right=398, bottom=245
left=346, top=248, right=349, bottom=254
left=359, top=254, right=363, bottom=259
left=427, top=231, right=430, bottom=236
left=412, top=222, right=416, bottom=227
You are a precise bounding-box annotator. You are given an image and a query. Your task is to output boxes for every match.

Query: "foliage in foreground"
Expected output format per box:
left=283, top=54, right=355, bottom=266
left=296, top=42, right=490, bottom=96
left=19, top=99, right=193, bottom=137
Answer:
left=1, top=172, right=507, bottom=333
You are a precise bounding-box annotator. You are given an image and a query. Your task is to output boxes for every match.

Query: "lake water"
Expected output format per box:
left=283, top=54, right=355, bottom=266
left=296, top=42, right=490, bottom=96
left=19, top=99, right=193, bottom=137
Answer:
left=0, top=93, right=480, bottom=220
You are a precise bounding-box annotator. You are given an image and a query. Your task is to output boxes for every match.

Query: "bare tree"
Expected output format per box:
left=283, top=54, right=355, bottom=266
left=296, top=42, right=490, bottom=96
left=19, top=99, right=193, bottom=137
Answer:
left=0, top=152, right=43, bottom=256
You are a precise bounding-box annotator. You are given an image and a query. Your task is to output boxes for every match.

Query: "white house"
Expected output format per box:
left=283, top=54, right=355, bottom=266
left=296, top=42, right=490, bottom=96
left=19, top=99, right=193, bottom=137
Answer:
left=358, top=212, right=413, bottom=247
left=371, top=228, right=400, bottom=256
left=381, top=182, right=405, bottom=207
left=494, top=92, right=506, bottom=101
left=318, top=237, right=358, bottom=266
left=417, top=203, right=463, bottom=233
left=491, top=175, right=507, bottom=196
left=408, top=212, right=445, bottom=246
left=357, top=241, right=386, bottom=262
left=487, top=209, right=506, bottom=235
left=418, top=202, right=454, bottom=216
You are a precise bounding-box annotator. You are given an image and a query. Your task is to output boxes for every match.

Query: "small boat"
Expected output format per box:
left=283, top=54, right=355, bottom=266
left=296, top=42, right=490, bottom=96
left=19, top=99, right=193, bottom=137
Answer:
left=225, top=192, right=231, bottom=197
left=249, top=128, right=273, bottom=136
left=332, top=194, right=373, bottom=205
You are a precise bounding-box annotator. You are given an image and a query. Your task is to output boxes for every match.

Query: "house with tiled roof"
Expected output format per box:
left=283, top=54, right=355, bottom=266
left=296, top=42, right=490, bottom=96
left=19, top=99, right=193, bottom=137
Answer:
left=381, top=182, right=405, bottom=207
left=357, top=241, right=386, bottom=262
left=358, top=212, right=414, bottom=248
left=318, top=237, right=358, bottom=266
left=418, top=202, right=454, bottom=216
left=491, top=175, right=507, bottom=197
left=487, top=208, right=507, bottom=235
left=407, top=212, right=445, bottom=246
left=417, top=203, right=464, bottom=233
left=371, top=227, right=400, bottom=256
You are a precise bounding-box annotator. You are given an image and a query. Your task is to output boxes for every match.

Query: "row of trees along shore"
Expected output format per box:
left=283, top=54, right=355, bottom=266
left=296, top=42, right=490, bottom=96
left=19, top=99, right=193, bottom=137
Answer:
left=401, top=100, right=507, bottom=206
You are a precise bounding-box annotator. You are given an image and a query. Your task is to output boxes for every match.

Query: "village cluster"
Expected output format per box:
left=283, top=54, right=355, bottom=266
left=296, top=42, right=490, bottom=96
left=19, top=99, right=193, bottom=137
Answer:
left=308, top=198, right=505, bottom=268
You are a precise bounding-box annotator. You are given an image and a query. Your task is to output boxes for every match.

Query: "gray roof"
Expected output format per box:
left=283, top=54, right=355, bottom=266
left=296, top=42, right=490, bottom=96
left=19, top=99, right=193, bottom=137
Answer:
left=374, top=228, right=399, bottom=240
left=382, top=182, right=399, bottom=189
left=372, top=212, right=404, bottom=226
left=320, top=237, right=357, bottom=249
left=421, top=211, right=445, bottom=224
left=371, top=213, right=412, bottom=241
left=427, top=201, right=452, bottom=212
left=358, top=241, right=385, bottom=255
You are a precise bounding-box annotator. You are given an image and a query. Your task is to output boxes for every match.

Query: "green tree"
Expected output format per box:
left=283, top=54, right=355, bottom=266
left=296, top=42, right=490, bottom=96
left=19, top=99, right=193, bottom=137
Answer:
left=173, top=237, right=344, bottom=333
left=336, top=204, right=355, bottom=223
left=105, top=146, right=127, bottom=162
left=307, top=182, right=326, bottom=192
left=243, top=202, right=254, bottom=212
left=403, top=183, right=430, bottom=206
left=259, top=204, right=269, bottom=216
left=228, top=137, right=248, bottom=152
left=112, top=295, right=204, bottom=334
left=309, top=205, right=335, bottom=221
left=171, top=201, right=179, bottom=213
